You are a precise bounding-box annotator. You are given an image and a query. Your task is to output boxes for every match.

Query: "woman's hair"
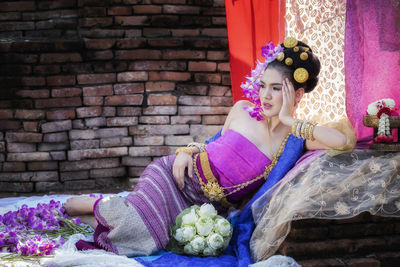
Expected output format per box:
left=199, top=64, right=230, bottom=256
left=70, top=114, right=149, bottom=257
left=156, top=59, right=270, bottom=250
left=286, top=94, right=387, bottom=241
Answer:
left=267, top=40, right=321, bottom=93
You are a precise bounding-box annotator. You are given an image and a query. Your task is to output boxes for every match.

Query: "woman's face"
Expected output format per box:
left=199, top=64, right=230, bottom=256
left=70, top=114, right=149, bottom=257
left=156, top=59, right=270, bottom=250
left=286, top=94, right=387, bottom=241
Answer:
left=259, top=67, right=285, bottom=118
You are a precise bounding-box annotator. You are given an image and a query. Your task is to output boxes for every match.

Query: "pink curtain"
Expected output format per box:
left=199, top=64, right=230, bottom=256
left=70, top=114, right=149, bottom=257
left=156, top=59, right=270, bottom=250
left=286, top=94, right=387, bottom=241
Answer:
left=345, top=0, right=400, bottom=139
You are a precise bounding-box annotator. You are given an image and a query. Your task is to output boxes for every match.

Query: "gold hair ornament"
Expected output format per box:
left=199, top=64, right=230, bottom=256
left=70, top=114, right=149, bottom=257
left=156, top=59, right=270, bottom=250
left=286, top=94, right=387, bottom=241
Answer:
left=285, top=57, right=293, bottom=66
left=300, top=52, right=308, bottom=61
left=283, top=37, right=298, bottom=48
left=293, top=46, right=299, bottom=52
left=276, top=52, right=284, bottom=61
left=293, top=67, right=309, bottom=83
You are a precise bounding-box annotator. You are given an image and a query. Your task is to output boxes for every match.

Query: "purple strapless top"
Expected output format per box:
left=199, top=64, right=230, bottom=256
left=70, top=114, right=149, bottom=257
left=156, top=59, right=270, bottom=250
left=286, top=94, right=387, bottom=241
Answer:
left=199, top=129, right=272, bottom=203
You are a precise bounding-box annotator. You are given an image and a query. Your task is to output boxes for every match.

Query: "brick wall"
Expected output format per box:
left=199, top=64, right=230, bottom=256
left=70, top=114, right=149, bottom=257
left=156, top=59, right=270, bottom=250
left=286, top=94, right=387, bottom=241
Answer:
left=0, top=0, right=232, bottom=194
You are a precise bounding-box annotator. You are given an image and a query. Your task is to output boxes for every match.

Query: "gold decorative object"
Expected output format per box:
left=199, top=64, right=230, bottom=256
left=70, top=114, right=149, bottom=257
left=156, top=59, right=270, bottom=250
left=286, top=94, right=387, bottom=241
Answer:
left=285, top=57, right=293, bottom=66
left=284, top=37, right=298, bottom=48
left=293, top=67, right=309, bottom=83
left=300, top=52, right=309, bottom=60
left=175, top=147, right=193, bottom=157
left=293, top=46, right=299, bottom=52
left=363, top=115, right=400, bottom=151
left=276, top=52, right=285, bottom=61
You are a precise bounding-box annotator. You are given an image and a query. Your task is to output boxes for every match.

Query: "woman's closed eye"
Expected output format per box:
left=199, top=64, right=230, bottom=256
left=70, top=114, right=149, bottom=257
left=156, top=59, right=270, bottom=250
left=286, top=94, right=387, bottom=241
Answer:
left=273, top=87, right=281, bottom=91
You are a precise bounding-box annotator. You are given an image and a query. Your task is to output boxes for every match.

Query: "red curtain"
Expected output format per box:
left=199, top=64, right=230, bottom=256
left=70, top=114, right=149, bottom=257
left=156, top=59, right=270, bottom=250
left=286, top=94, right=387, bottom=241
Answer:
left=225, top=0, right=286, bottom=103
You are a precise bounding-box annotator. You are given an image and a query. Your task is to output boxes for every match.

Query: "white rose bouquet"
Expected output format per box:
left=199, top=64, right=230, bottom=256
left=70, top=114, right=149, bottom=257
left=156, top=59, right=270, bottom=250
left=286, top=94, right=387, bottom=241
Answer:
left=166, top=203, right=233, bottom=256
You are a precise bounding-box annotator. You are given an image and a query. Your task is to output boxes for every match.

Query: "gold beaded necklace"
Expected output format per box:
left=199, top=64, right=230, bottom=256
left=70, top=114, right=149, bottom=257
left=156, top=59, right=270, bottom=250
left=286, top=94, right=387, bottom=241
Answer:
left=194, top=131, right=291, bottom=204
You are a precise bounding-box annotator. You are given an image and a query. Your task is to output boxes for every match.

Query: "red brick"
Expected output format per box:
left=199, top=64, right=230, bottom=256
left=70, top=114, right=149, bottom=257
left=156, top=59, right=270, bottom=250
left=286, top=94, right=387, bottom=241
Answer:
left=151, top=0, right=185, bottom=3
left=211, top=96, right=233, bottom=106
left=28, top=162, right=58, bottom=171
left=85, top=117, right=106, bottom=128
left=117, top=107, right=141, bottom=116
left=100, top=137, right=132, bottom=148
left=60, top=171, right=89, bottom=181
left=149, top=71, right=191, bottom=81
left=84, top=96, right=103, bottom=106
left=145, top=81, right=175, bottom=92
left=35, top=97, right=82, bottom=108
left=15, top=110, right=45, bottom=120
left=203, top=115, right=227, bottom=124
left=6, top=132, right=42, bottom=143
left=194, top=73, right=221, bottom=83
left=139, top=116, right=169, bottom=124
left=44, top=132, right=68, bottom=142
left=222, top=74, right=231, bottom=85
left=114, top=83, right=144, bottom=94
left=60, top=158, right=120, bottom=171
left=0, top=182, right=33, bottom=192
left=106, top=117, right=138, bottom=126
left=76, top=107, right=102, bottom=118
left=23, top=121, right=38, bottom=132
left=0, top=12, right=21, bottom=20
left=38, top=143, right=68, bottom=152
left=171, top=115, right=201, bottom=124
left=115, top=16, right=149, bottom=26
left=71, top=140, right=99, bottom=150
left=79, top=29, right=124, bottom=38
left=128, top=167, right=145, bottom=177
left=209, top=85, right=230, bottom=96
left=95, top=128, right=128, bottom=138
left=0, top=21, right=33, bottom=31
left=79, top=6, right=106, bottom=17
left=134, top=136, right=164, bottom=146
left=177, top=84, right=208, bottom=95
left=46, top=75, right=76, bottom=86
left=86, top=50, right=113, bottom=60
left=188, top=39, right=227, bottom=49
left=46, top=109, right=76, bottom=121
left=203, top=7, right=225, bottom=15
left=190, top=125, right=221, bottom=142
left=41, top=120, right=72, bottom=133
left=115, top=50, right=161, bottom=60
left=181, top=16, right=211, bottom=27
left=51, top=87, right=81, bottom=98
left=82, top=85, right=113, bottom=97
left=217, top=62, right=230, bottom=72
left=33, top=65, right=61, bottom=75
left=122, top=156, right=151, bottom=167
left=129, top=61, right=186, bottom=71
left=171, top=29, right=200, bottom=37
left=38, top=0, right=74, bottom=10
left=129, top=125, right=189, bottom=135
left=151, top=15, right=179, bottom=27
left=345, top=258, right=380, bottom=267
left=0, top=109, right=13, bottom=119
left=212, top=16, right=226, bottom=26
left=143, top=106, right=177, bottom=115
left=179, top=96, right=211, bottom=106
left=108, top=6, right=132, bottom=15
left=133, top=5, right=162, bottom=14
left=90, top=167, right=126, bottom=178
left=77, top=73, right=116, bottom=85
left=16, top=89, right=49, bottom=99
left=148, top=94, right=177, bottom=105
left=3, top=162, right=26, bottom=172
left=79, top=17, right=113, bottom=27
left=63, top=180, right=94, bottom=191
left=7, top=143, right=36, bottom=153
left=143, top=28, right=171, bottom=37
left=178, top=106, right=230, bottom=115
left=189, top=61, right=217, bottom=72
left=162, top=50, right=205, bottom=59
left=165, top=135, right=194, bottom=145
left=163, top=5, right=200, bottom=14
left=22, top=77, right=46, bottom=86
left=148, top=39, right=183, bottom=47
left=115, top=39, right=146, bottom=49
left=8, top=152, right=51, bottom=162
left=129, top=146, right=172, bottom=157
left=123, top=30, right=141, bottom=38
left=117, top=72, right=148, bottom=82
left=84, top=38, right=115, bottom=49
left=40, top=53, right=82, bottom=64
left=0, top=121, right=20, bottom=130
left=104, top=95, right=143, bottom=106
left=68, top=147, right=128, bottom=161
left=102, top=107, right=116, bottom=117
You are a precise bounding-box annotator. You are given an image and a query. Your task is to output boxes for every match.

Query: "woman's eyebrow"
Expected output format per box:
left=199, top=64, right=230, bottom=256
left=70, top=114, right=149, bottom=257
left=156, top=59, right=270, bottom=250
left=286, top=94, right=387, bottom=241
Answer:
left=271, top=83, right=283, bottom=86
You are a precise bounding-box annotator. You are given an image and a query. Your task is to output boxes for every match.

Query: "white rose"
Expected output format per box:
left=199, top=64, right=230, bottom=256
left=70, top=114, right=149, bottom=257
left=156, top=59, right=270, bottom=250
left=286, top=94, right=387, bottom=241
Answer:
left=198, top=203, right=217, bottom=218
left=189, top=235, right=205, bottom=253
left=181, top=225, right=196, bottom=242
left=173, top=228, right=184, bottom=243
left=207, top=233, right=224, bottom=250
left=195, top=216, right=214, bottom=236
left=214, top=218, right=232, bottom=237
left=182, top=209, right=198, bottom=226
left=203, top=245, right=218, bottom=256
left=184, top=243, right=198, bottom=255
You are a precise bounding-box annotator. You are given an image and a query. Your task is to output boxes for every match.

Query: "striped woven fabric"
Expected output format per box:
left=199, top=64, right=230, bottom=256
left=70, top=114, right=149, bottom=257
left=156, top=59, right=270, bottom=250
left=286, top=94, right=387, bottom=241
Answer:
left=93, top=154, right=222, bottom=256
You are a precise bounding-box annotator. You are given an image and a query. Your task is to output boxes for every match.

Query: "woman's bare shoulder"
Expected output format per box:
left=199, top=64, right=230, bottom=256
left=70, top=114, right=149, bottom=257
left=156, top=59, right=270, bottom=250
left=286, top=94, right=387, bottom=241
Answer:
left=232, top=100, right=254, bottom=111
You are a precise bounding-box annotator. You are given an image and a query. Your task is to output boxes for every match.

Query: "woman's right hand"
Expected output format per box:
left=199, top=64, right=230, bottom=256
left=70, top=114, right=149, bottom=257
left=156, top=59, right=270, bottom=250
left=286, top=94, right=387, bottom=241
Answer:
left=173, top=152, right=193, bottom=190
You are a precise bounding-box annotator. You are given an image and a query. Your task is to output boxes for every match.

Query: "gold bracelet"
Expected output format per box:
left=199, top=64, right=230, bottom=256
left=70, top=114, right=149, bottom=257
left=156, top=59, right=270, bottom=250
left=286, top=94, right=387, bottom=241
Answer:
left=305, top=122, right=312, bottom=140
left=295, top=120, right=303, bottom=138
left=175, top=147, right=193, bottom=157
left=309, top=122, right=317, bottom=141
left=187, top=142, right=206, bottom=153
left=300, top=120, right=308, bottom=139
left=291, top=119, right=300, bottom=136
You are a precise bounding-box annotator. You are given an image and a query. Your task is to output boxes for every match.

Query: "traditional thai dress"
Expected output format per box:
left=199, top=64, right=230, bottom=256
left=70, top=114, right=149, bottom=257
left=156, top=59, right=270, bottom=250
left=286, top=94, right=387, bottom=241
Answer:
left=88, top=129, right=305, bottom=257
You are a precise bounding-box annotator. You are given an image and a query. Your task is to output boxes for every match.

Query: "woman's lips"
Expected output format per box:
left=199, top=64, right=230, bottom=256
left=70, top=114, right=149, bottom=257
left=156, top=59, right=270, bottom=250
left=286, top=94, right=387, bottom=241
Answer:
left=263, top=103, right=272, bottom=109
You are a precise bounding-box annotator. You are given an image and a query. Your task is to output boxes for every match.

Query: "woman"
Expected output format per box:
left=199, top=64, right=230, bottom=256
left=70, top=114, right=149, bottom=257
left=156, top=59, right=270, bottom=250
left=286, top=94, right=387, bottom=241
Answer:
left=64, top=37, right=347, bottom=256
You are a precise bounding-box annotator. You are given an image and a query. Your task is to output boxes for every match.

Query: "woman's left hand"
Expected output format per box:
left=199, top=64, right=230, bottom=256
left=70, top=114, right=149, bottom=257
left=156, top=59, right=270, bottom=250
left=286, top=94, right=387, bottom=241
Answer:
left=279, top=78, right=296, bottom=126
